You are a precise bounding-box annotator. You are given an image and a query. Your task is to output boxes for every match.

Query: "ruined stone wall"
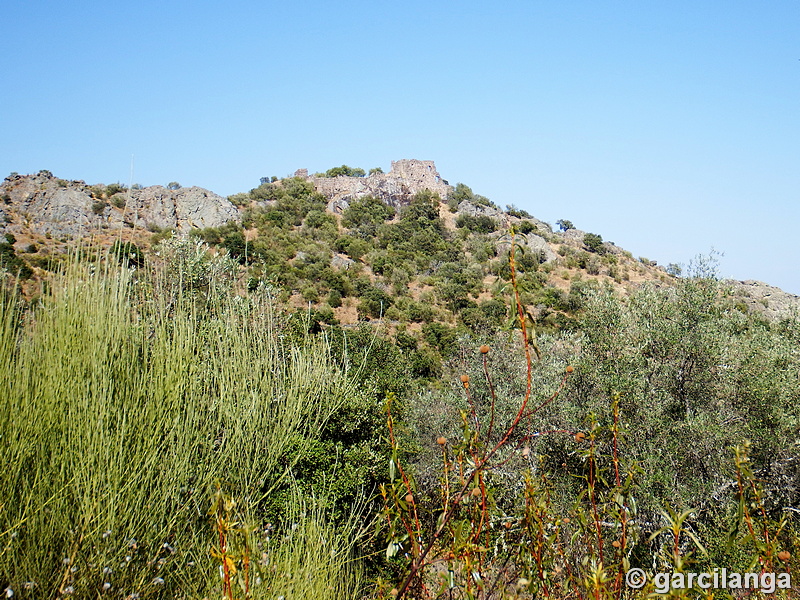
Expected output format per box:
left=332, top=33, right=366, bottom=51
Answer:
left=295, top=159, right=452, bottom=211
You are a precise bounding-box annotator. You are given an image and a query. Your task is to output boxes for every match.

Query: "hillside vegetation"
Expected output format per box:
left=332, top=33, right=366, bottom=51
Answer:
left=0, top=167, right=798, bottom=598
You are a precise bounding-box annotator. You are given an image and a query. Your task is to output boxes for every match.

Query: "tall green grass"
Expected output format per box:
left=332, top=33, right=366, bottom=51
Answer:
left=0, top=260, right=364, bottom=598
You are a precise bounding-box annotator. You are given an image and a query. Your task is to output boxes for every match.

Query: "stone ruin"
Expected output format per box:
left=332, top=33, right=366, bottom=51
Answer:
left=293, top=159, right=453, bottom=212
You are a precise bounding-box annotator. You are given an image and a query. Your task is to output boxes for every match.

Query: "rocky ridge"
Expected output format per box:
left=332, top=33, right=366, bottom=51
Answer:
left=2, top=163, right=798, bottom=323
left=0, top=171, right=240, bottom=239
left=726, top=279, right=800, bottom=321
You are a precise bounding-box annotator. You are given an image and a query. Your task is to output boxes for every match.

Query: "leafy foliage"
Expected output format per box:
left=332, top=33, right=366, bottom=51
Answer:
left=583, top=231, right=605, bottom=253
left=325, top=165, right=366, bottom=177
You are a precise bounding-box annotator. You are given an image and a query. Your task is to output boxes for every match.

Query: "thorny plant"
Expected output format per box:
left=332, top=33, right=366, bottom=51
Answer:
left=639, top=442, right=795, bottom=599
left=380, top=228, right=562, bottom=598
left=730, top=442, right=792, bottom=576
left=379, top=231, right=638, bottom=599
left=209, top=482, right=255, bottom=600
left=379, top=231, right=796, bottom=599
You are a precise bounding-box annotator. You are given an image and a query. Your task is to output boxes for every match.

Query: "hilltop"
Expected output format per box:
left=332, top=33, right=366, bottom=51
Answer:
left=1, top=162, right=797, bottom=330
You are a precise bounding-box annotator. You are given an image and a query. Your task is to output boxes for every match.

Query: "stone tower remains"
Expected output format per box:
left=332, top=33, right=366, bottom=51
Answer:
left=293, top=159, right=452, bottom=212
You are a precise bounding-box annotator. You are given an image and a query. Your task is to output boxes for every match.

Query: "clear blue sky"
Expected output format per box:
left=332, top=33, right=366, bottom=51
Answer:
left=3, top=1, right=799, bottom=294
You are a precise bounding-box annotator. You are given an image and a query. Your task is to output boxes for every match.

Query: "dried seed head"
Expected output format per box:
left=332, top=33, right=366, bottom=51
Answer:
left=612, top=540, right=621, bottom=548
left=574, top=432, right=586, bottom=442
left=460, top=374, right=470, bottom=384
left=521, top=446, right=530, bottom=458
left=503, top=521, right=512, bottom=530
left=405, top=493, right=414, bottom=504
left=436, top=436, right=447, bottom=446
left=562, top=517, right=570, bottom=524
left=471, top=487, right=482, bottom=498
left=566, top=365, right=574, bottom=373
left=390, top=589, right=399, bottom=597
left=479, top=345, right=490, bottom=354
left=778, top=550, right=791, bottom=561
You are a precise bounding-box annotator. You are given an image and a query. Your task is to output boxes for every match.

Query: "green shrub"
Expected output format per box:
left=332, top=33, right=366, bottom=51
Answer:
left=106, top=182, right=126, bottom=195
left=109, top=240, right=144, bottom=268
left=455, top=214, right=497, bottom=233
left=341, top=195, right=395, bottom=236
left=328, top=289, right=343, bottom=308
left=0, top=242, right=32, bottom=279
left=583, top=232, right=605, bottom=253
left=324, top=165, right=366, bottom=178
left=505, top=204, right=532, bottom=218
left=0, top=261, right=361, bottom=595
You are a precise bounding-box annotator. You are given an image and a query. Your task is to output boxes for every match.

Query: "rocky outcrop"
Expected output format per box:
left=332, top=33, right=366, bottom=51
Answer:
left=298, top=159, right=452, bottom=211
left=493, top=231, right=558, bottom=264
left=0, top=171, right=240, bottom=238
left=457, top=200, right=509, bottom=223
left=126, top=186, right=241, bottom=232
left=727, top=280, right=800, bottom=321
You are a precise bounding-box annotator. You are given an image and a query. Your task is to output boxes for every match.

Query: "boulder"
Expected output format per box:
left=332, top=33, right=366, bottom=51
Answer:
left=726, top=280, right=800, bottom=321
left=0, top=172, right=240, bottom=237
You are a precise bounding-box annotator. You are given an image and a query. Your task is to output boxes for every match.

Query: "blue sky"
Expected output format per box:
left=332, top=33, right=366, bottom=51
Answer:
left=3, top=1, right=799, bottom=293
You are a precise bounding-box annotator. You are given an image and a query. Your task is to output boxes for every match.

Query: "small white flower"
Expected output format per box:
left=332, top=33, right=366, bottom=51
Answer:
left=103, top=567, right=112, bottom=575
left=102, top=530, right=111, bottom=539
left=5, top=587, right=13, bottom=598
left=63, top=587, right=74, bottom=595
left=151, top=578, right=164, bottom=586
left=102, top=582, right=111, bottom=591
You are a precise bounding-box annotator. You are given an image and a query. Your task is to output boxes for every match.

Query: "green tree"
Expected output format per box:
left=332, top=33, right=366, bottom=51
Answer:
left=455, top=214, right=497, bottom=233
left=583, top=232, right=604, bottom=253
left=556, top=219, right=574, bottom=231
left=341, top=195, right=395, bottom=236
left=325, top=165, right=366, bottom=178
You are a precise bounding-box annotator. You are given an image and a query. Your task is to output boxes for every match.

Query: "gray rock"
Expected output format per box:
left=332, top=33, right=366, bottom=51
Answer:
left=299, top=159, right=452, bottom=209
left=457, top=200, right=507, bottom=221
left=125, top=186, right=241, bottom=232
left=561, top=229, right=587, bottom=244
left=0, top=172, right=240, bottom=237
left=331, top=254, right=355, bottom=270
left=327, top=198, right=350, bottom=214
left=726, top=279, right=800, bottom=321
left=493, top=231, right=557, bottom=263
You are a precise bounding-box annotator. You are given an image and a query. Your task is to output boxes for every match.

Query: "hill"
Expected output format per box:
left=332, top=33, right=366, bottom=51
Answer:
left=1, top=160, right=797, bottom=346
left=1, top=162, right=800, bottom=598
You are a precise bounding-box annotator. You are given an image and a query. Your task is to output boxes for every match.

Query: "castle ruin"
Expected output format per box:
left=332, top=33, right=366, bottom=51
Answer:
left=293, top=159, right=452, bottom=212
